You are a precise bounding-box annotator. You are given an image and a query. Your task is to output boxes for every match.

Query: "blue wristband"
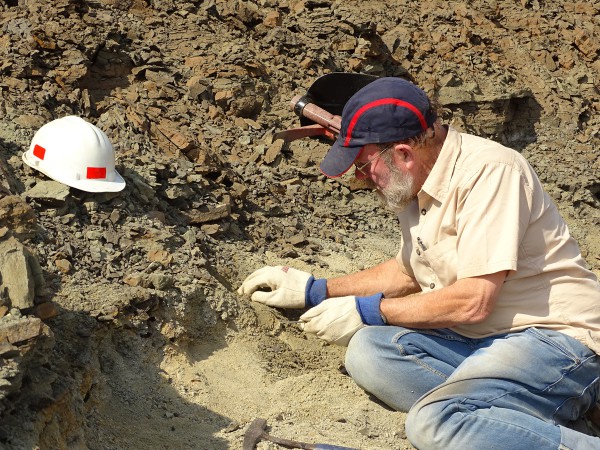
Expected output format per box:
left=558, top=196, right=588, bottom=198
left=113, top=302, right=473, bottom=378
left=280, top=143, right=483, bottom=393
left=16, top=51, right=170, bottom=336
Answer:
left=306, top=277, right=328, bottom=307
left=355, top=293, right=386, bottom=326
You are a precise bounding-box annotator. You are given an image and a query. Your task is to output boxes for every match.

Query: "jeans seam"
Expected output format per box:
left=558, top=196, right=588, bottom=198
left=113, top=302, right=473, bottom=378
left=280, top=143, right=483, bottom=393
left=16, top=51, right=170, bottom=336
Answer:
left=527, top=328, right=589, bottom=363
left=455, top=403, right=561, bottom=447
left=468, top=357, right=598, bottom=410
left=394, top=342, right=451, bottom=381
left=552, top=374, right=600, bottom=424
left=458, top=346, right=599, bottom=425
left=392, top=328, right=471, bottom=344
left=464, top=386, right=531, bottom=408
left=545, top=354, right=598, bottom=392
left=391, top=328, right=472, bottom=380
left=409, top=354, right=450, bottom=380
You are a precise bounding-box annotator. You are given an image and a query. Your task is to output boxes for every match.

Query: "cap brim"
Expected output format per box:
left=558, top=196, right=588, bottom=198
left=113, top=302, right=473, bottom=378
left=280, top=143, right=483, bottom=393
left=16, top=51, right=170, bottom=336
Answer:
left=319, top=139, right=362, bottom=178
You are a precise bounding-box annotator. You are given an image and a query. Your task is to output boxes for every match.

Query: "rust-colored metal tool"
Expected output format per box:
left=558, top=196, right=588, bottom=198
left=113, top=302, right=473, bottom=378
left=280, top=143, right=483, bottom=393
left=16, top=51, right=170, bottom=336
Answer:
left=272, top=97, right=341, bottom=142
left=243, top=418, right=358, bottom=450
left=273, top=72, right=378, bottom=143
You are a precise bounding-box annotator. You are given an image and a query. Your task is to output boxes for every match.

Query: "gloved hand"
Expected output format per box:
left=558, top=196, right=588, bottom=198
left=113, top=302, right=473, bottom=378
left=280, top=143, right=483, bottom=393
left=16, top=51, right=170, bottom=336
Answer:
left=299, top=296, right=363, bottom=346
left=237, top=265, right=313, bottom=308
left=299, top=293, right=386, bottom=346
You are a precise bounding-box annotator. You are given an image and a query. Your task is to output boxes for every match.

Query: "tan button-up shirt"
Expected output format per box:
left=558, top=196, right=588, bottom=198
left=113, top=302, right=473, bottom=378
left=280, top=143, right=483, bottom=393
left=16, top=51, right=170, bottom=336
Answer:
left=396, top=126, right=600, bottom=353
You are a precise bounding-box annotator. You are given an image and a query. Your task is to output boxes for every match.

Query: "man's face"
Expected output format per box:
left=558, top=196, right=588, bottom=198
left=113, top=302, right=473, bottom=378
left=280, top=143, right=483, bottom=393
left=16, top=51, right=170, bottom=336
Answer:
left=376, top=160, right=415, bottom=213
left=353, top=144, right=416, bottom=213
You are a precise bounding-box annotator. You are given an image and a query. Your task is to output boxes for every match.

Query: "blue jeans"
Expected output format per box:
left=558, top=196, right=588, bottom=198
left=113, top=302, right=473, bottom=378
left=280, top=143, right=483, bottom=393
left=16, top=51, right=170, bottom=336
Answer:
left=345, top=326, right=600, bottom=449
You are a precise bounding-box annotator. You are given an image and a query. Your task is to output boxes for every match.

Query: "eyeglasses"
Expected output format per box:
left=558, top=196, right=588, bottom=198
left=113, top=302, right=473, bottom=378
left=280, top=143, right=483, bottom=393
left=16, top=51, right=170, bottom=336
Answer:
left=353, top=144, right=394, bottom=176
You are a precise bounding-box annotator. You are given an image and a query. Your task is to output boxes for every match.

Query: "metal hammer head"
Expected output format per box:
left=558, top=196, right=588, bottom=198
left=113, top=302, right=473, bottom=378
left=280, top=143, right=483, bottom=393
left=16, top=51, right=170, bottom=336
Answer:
left=243, top=418, right=358, bottom=450
left=243, top=418, right=268, bottom=450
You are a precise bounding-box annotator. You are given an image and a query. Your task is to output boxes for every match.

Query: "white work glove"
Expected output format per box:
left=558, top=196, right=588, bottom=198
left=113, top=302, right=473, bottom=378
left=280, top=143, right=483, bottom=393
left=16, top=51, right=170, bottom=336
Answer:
left=299, top=296, right=365, bottom=346
left=237, top=265, right=312, bottom=308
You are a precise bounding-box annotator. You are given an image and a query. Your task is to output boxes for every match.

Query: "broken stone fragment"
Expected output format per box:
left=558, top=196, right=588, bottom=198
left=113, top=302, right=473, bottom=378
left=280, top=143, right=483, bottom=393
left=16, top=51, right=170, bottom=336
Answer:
left=573, top=29, right=599, bottom=58
left=0, top=317, right=43, bottom=345
left=23, top=181, right=70, bottom=203
left=289, top=234, right=308, bottom=247
left=263, top=10, right=282, bottom=28
left=200, top=223, right=221, bottom=235
left=0, top=196, right=38, bottom=240
left=149, top=273, right=174, bottom=290
left=184, top=203, right=231, bottom=224
left=265, top=139, right=284, bottom=164
left=32, top=302, right=58, bottom=320
left=0, top=237, right=44, bottom=310
left=147, top=247, right=173, bottom=266
left=54, top=258, right=72, bottom=274
left=186, top=76, right=213, bottom=101
left=123, top=273, right=143, bottom=287
left=0, top=339, right=18, bottom=357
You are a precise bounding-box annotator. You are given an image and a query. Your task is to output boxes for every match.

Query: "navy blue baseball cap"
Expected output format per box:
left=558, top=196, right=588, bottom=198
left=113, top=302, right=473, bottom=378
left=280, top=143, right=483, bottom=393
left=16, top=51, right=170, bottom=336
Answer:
left=320, top=77, right=437, bottom=177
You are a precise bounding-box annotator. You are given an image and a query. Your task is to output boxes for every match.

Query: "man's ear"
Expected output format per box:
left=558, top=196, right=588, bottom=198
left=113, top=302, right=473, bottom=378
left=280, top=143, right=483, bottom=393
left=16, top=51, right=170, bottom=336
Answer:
left=392, top=144, right=414, bottom=169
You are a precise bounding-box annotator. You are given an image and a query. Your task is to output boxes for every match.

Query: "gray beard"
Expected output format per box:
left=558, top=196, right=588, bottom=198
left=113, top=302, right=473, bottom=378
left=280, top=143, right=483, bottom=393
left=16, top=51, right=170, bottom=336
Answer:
left=375, top=164, right=415, bottom=213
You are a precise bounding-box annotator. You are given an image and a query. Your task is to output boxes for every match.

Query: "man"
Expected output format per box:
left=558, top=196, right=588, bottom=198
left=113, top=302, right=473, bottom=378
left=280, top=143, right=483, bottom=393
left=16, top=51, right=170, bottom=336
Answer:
left=238, top=77, right=600, bottom=449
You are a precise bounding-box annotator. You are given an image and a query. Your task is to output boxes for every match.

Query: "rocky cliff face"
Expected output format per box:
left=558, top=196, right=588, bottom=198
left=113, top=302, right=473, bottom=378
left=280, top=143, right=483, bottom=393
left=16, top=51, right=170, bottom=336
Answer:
left=0, top=1, right=598, bottom=448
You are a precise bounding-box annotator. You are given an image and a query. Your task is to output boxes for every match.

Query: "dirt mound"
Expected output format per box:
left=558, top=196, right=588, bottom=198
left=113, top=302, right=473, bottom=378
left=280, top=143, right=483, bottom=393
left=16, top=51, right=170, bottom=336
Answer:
left=0, top=1, right=598, bottom=449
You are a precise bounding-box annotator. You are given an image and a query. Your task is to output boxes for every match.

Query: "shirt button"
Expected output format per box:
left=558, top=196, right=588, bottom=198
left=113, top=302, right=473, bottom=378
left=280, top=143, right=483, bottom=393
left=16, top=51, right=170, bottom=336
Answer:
left=416, top=249, right=421, bottom=256
left=421, top=209, right=427, bottom=215
left=429, top=283, right=436, bottom=289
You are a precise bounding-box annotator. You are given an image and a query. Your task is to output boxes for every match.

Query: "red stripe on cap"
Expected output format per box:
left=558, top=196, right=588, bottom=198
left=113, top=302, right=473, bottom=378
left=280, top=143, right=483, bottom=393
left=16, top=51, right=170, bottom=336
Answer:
left=87, top=167, right=106, bottom=179
left=344, top=98, right=428, bottom=147
left=33, top=144, right=46, bottom=159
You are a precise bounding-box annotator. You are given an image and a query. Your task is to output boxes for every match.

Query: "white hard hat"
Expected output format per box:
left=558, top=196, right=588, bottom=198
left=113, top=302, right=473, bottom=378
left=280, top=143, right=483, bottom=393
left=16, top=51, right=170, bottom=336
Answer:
left=22, top=116, right=125, bottom=193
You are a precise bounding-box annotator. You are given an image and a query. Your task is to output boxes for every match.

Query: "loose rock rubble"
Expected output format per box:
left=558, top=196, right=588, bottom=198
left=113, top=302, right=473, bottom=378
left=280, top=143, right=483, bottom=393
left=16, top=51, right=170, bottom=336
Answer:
left=0, top=0, right=598, bottom=449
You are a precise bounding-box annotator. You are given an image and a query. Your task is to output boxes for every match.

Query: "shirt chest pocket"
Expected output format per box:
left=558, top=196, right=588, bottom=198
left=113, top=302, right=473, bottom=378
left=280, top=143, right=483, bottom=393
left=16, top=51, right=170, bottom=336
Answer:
left=421, top=236, right=458, bottom=288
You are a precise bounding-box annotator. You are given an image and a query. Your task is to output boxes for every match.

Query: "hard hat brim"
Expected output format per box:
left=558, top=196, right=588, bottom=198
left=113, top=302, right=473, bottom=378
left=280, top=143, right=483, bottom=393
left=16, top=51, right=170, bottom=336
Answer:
left=22, top=151, right=126, bottom=193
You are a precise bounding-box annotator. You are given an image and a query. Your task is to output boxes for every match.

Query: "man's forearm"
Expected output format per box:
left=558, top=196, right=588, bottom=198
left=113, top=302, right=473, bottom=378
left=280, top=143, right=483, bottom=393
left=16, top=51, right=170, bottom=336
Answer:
left=326, top=258, right=421, bottom=298
left=380, top=271, right=507, bottom=328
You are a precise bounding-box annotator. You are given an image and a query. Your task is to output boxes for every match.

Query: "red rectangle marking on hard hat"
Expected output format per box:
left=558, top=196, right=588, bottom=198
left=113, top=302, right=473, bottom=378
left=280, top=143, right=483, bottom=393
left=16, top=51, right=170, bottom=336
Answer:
left=33, top=144, right=46, bottom=159
left=87, top=167, right=107, bottom=179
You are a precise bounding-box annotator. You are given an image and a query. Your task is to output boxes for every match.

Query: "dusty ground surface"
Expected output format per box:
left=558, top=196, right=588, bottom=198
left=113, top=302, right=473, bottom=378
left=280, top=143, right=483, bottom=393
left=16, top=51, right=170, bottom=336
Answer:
left=0, top=1, right=598, bottom=449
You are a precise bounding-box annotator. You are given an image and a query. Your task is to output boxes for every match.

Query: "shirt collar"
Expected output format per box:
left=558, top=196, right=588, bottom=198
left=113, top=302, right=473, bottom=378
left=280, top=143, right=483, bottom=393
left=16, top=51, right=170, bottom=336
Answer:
left=419, top=126, right=462, bottom=203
